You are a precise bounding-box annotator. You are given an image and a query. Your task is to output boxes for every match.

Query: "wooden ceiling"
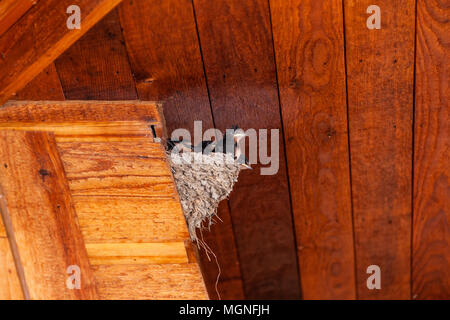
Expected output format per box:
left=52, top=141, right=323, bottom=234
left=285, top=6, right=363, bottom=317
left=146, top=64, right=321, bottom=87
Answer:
left=0, top=0, right=449, bottom=300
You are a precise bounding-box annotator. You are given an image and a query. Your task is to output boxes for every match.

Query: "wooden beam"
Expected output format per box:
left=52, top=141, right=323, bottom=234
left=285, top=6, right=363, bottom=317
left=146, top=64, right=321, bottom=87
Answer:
left=412, top=0, right=450, bottom=300
left=93, top=264, right=208, bottom=300
left=0, top=0, right=36, bottom=37
left=271, top=0, right=355, bottom=299
left=344, top=0, right=415, bottom=299
left=0, top=130, right=98, bottom=299
left=0, top=0, right=124, bottom=105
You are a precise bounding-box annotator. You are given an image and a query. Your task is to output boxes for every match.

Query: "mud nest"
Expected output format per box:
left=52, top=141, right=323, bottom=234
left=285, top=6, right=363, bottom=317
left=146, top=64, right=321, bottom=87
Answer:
left=169, top=152, right=241, bottom=243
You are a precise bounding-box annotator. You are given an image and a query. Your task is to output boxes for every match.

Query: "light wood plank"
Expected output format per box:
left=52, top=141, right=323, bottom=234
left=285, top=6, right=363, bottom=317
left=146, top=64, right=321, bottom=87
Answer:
left=0, top=121, right=153, bottom=142
left=57, top=140, right=175, bottom=196
left=74, top=196, right=189, bottom=243
left=412, top=0, right=450, bottom=300
left=0, top=100, right=161, bottom=123
left=0, top=215, right=5, bottom=238
left=271, top=0, right=355, bottom=299
left=0, top=0, right=124, bottom=105
left=86, top=242, right=188, bottom=265
left=0, top=130, right=97, bottom=299
left=93, top=264, right=208, bottom=300
left=16, top=63, right=65, bottom=100
left=0, top=0, right=36, bottom=37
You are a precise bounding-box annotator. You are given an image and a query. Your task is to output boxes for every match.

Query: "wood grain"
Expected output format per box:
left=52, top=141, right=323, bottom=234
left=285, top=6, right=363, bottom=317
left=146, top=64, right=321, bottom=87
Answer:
left=0, top=121, right=154, bottom=142
left=119, top=0, right=243, bottom=299
left=0, top=237, right=23, bottom=299
left=86, top=242, right=188, bottom=265
left=0, top=100, right=161, bottom=124
left=271, top=0, right=355, bottom=299
left=55, top=9, right=137, bottom=100
left=74, top=196, right=189, bottom=243
left=118, top=0, right=213, bottom=133
left=0, top=214, right=5, bottom=237
left=344, top=0, right=415, bottom=299
left=57, top=140, right=177, bottom=197
left=0, top=0, right=124, bottom=105
left=194, top=0, right=300, bottom=299
left=412, top=0, right=450, bottom=300
left=93, top=263, right=208, bottom=300
left=15, top=63, right=65, bottom=100
left=0, top=130, right=97, bottom=299
left=195, top=202, right=245, bottom=300
left=0, top=0, right=36, bottom=37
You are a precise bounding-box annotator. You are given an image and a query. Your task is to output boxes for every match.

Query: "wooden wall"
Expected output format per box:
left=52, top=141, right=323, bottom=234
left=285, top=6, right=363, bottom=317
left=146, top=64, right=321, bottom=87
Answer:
left=9, top=0, right=449, bottom=299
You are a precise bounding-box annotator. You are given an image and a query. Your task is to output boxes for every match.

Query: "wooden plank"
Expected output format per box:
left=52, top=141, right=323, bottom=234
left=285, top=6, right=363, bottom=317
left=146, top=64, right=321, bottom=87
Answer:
left=0, top=121, right=153, bottom=142
left=93, top=264, right=208, bottom=300
left=15, top=63, right=65, bottom=100
left=118, top=0, right=244, bottom=299
left=412, top=0, right=450, bottom=300
left=0, top=214, right=5, bottom=237
left=193, top=0, right=300, bottom=299
left=0, top=100, right=161, bottom=124
left=57, top=140, right=177, bottom=197
left=86, top=242, right=189, bottom=265
left=118, top=0, right=213, bottom=133
left=344, top=0, right=415, bottom=299
left=0, top=0, right=124, bottom=105
left=0, top=237, right=23, bottom=300
left=0, top=130, right=97, bottom=299
left=195, top=202, right=245, bottom=300
left=55, top=9, right=137, bottom=100
left=74, top=196, right=189, bottom=243
left=270, top=0, right=355, bottom=299
left=0, top=0, right=36, bottom=37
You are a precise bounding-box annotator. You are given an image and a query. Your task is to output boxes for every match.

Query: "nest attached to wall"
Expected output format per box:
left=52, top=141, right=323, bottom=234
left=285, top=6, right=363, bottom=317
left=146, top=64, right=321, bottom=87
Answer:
left=169, top=152, right=241, bottom=243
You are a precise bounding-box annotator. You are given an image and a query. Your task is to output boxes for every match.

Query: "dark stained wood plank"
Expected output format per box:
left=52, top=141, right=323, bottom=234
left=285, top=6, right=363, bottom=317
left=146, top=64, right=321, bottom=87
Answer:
left=118, top=0, right=213, bottom=134
left=0, top=0, right=36, bottom=37
left=15, top=63, right=65, bottom=100
left=118, top=0, right=244, bottom=299
left=55, top=9, right=137, bottom=100
left=412, top=0, right=450, bottom=300
left=0, top=0, right=124, bottom=105
left=0, top=130, right=98, bottom=299
left=344, top=0, right=415, bottom=299
left=271, top=0, right=355, bottom=299
left=193, top=0, right=300, bottom=299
